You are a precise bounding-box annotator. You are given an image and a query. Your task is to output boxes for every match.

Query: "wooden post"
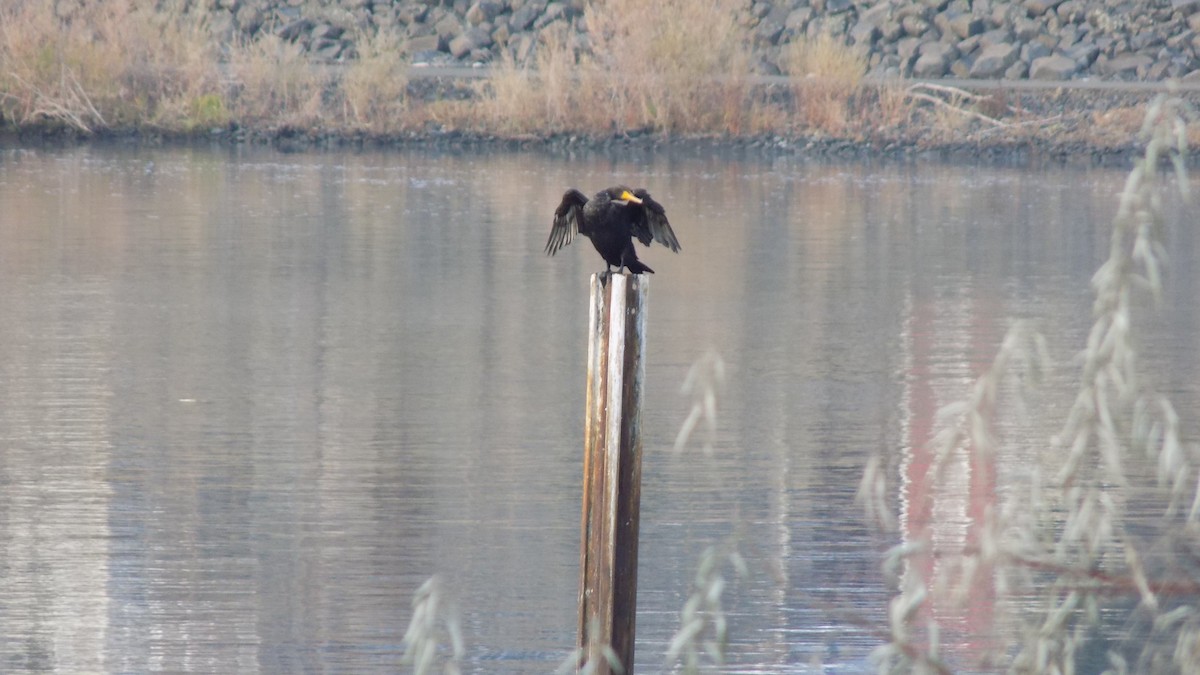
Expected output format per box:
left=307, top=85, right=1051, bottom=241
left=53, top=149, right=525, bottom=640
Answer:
left=578, top=272, right=646, bottom=675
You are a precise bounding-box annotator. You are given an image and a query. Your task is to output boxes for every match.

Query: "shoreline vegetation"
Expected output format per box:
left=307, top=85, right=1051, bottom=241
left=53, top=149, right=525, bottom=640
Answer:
left=1, top=0, right=1198, bottom=162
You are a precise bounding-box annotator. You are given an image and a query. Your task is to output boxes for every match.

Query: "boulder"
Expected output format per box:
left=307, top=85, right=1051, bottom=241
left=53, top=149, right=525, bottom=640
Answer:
left=897, top=36, right=923, bottom=68
left=969, top=42, right=1020, bottom=77
left=506, top=4, right=540, bottom=31
left=1021, top=40, right=1052, bottom=62
left=276, top=17, right=313, bottom=42
left=533, top=2, right=566, bottom=29
left=901, top=14, right=932, bottom=37
left=1098, top=52, right=1153, bottom=77
left=1030, top=53, right=1078, bottom=79
left=912, top=42, right=957, bottom=76
left=1064, top=41, right=1099, bottom=66
left=1005, top=60, right=1029, bottom=78
left=396, top=4, right=429, bottom=25
left=466, top=1, right=504, bottom=25
left=1024, top=0, right=1064, bottom=16
left=849, top=20, right=881, bottom=46
left=405, top=34, right=445, bottom=54
left=435, top=15, right=462, bottom=42
left=947, top=14, right=985, bottom=39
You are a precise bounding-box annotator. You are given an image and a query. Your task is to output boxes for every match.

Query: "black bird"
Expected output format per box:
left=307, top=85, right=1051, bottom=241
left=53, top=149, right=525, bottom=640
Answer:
left=545, top=186, right=681, bottom=274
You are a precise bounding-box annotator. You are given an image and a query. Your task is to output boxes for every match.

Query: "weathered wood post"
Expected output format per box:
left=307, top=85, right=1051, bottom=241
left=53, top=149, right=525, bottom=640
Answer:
left=578, top=272, right=646, bottom=675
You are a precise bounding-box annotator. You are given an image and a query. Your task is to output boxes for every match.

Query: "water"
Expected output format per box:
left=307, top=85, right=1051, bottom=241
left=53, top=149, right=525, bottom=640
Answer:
left=0, top=144, right=1196, bottom=673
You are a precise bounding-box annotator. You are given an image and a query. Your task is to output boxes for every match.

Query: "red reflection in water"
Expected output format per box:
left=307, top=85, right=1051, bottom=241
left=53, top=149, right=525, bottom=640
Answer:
left=900, top=287, right=1004, bottom=667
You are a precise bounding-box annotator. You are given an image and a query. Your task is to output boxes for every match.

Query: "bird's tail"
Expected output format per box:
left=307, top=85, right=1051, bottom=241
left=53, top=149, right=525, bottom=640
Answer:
left=626, top=260, right=654, bottom=274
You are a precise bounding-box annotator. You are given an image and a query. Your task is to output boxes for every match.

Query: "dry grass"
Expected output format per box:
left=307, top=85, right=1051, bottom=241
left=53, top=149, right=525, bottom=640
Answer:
left=585, top=0, right=753, bottom=134
left=783, top=30, right=868, bottom=134
left=0, top=0, right=219, bottom=132
left=225, top=34, right=329, bottom=128
left=477, top=32, right=588, bottom=135
left=336, top=28, right=410, bottom=133
left=0, top=0, right=413, bottom=135
left=477, top=0, right=757, bottom=136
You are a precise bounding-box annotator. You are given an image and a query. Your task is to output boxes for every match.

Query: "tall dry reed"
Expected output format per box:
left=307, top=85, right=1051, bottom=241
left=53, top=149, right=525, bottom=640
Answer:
left=478, top=0, right=757, bottom=136
left=0, top=0, right=218, bottom=132
left=783, top=30, right=868, bottom=134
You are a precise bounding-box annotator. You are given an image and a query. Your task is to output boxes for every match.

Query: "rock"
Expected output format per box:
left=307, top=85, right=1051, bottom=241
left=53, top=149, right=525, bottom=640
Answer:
left=901, top=14, right=932, bottom=37
left=491, top=22, right=510, bottom=46
left=969, top=42, right=1020, bottom=77
left=508, top=3, right=537, bottom=30
left=1012, top=18, right=1043, bottom=42
left=785, top=7, right=813, bottom=31
left=1024, top=0, right=1064, bottom=16
left=1063, top=41, right=1099, bottom=66
left=1057, top=0, right=1086, bottom=24
left=397, top=4, right=428, bottom=25
left=1056, top=24, right=1080, bottom=48
left=1167, top=29, right=1196, bottom=49
left=313, top=38, right=344, bottom=61
left=277, top=17, right=313, bottom=42
left=235, top=4, right=264, bottom=33
left=534, top=2, right=566, bottom=29
left=756, top=18, right=786, bottom=46
left=942, top=13, right=985, bottom=39
left=1005, top=60, right=1029, bottom=78
left=978, top=28, right=1013, bottom=48
left=849, top=20, right=881, bottom=46
left=466, top=1, right=503, bottom=25
left=990, top=3, right=1020, bottom=27
left=1021, top=40, right=1052, bottom=62
left=1030, top=53, right=1079, bottom=79
left=435, top=15, right=462, bottom=42
left=897, top=36, right=923, bottom=67
left=311, top=23, right=344, bottom=41
left=912, top=42, right=957, bottom=76
left=1189, top=12, right=1200, bottom=32
left=1146, top=59, right=1171, bottom=79
left=406, top=34, right=445, bottom=54
left=878, top=19, right=905, bottom=42
left=921, top=41, right=959, bottom=59
left=956, top=34, right=981, bottom=57
left=1130, top=31, right=1162, bottom=51
left=1099, top=52, right=1152, bottom=77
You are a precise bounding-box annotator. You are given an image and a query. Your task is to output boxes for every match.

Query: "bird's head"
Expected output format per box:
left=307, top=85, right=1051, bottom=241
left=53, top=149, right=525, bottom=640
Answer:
left=610, top=187, right=643, bottom=206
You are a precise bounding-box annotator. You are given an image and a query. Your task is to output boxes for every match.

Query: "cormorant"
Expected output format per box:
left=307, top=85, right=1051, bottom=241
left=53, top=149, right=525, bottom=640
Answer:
left=545, top=186, right=681, bottom=274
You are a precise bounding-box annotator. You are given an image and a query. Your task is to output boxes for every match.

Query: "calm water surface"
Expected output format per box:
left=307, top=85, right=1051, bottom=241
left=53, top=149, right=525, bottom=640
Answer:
left=0, top=145, right=1196, bottom=673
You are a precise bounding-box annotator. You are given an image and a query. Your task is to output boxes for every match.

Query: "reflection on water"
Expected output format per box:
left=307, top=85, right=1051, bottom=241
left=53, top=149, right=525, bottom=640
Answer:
left=0, top=145, right=1196, bottom=672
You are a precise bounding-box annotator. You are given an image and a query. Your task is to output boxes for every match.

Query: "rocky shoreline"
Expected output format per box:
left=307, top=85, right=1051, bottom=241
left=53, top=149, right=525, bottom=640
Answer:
left=205, top=0, right=1200, bottom=83
left=5, top=1, right=1198, bottom=164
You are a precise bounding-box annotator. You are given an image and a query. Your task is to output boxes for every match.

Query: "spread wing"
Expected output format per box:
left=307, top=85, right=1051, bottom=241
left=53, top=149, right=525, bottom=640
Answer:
left=546, top=188, right=589, bottom=256
left=631, top=189, right=680, bottom=252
